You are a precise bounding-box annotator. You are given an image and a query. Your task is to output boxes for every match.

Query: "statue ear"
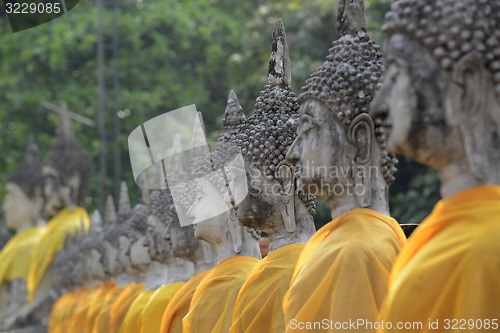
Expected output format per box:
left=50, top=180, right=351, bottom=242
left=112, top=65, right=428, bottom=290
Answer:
left=348, top=113, right=375, bottom=165
left=227, top=211, right=243, bottom=254
left=200, top=240, right=214, bottom=264
left=451, top=52, right=490, bottom=181
left=275, top=161, right=296, bottom=233
left=348, top=114, right=375, bottom=207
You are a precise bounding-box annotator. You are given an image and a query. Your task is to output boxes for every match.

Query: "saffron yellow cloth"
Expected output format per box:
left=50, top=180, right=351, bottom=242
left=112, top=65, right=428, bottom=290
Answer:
left=66, top=285, right=103, bottom=333
left=58, top=288, right=86, bottom=333
left=0, top=227, right=44, bottom=287
left=140, top=282, right=184, bottom=333
left=378, top=185, right=500, bottom=333
left=183, top=256, right=260, bottom=333
left=230, top=243, right=304, bottom=333
left=120, top=290, right=155, bottom=333
left=80, top=282, right=116, bottom=333
left=160, top=270, right=209, bottom=333
left=93, top=285, right=128, bottom=333
left=109, top=283, right=145, bottom=333
left=49, top=289, right=81, bottom=333
left=27, top=207, right=90, bottom=301
left=283, top=208, right=406, bottom=333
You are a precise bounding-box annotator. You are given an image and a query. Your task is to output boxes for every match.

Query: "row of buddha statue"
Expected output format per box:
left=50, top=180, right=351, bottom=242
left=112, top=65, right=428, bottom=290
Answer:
left=1, top=0, right=499, bottom=332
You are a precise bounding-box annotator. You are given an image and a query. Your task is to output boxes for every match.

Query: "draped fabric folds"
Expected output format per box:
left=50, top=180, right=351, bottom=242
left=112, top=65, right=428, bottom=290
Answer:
left=93, top=285, right=127, bottom=333
left=230, top=243, right=304, bottom=333
left=379, top=185, right=500, bottom=333
left=0, top=227, right=44, bottom=288
left=283, top=208, right=406, bottom=333
left=81, top=282, right=117, bottom=333
left=183, top=256, right=259, bottom=333
left=140, top=282, right=184, bottom=333
left=160, top=270, right=209, bottom=333
left=28, top=207, right=90, bottom=301
left=120, top=290, right=155, bottom=333
left=109, top=283, right=145, bottom=333
left=48, top=288, right=83, bottom=333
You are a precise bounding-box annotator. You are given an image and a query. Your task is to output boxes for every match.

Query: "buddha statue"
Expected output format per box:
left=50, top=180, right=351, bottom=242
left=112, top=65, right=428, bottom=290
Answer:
left=370, top=0, right=500, bottom=329
left=102, top=182, right=133, bottom=282
left=228, top=20, right=318, bottom=333
left=181, top=90, right=262, bottom=333
left=0, top=137, right=45, bottom=324
left=8, top=111, right=93, bottom=329
left=147, top=190, right=212, bottom=276
left=223, top=21, right=316, bottom=252
left=281, top=1, right=407, bottom=331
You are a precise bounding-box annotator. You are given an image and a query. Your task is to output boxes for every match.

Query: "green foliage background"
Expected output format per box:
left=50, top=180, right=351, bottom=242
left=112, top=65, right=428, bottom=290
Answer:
left=0, top=0, right=440, bottom=233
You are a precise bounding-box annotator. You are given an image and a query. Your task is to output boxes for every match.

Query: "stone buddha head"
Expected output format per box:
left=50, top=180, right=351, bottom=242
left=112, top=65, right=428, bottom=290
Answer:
left=223, top=20, right=316, bottom=242
left=102, top=225, right=130, bottom=277
left=371, top=0, right=500, bottom=192
left=78, top=233, right=107, bottom=283
left=286, top=2, right=396, bottom=215
left=52, top=241, right=75, bottom=292
left=43, top=112, right=92, bottom=216
left=122, top=204, right=151, bottom=273
left=101, top=183, right=133, bottom=276
left=146, top=190, right=198, bottom=265
left=2, top=137, right=45, bottom=231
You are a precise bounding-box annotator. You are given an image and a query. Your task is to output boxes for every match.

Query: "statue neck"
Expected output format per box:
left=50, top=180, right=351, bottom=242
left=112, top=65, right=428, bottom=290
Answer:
left=165, top=258, right=193, bottom=284
left=328, top=172, right=390, bottom=220
left=212, top=231, right=261, bottom=264
left=116, top=273, right=139, bottom=286
left=268, top=197, right=315, bottom=252
left=191, top=244, right=215, bottom=274
left=438, top=160, right=489, bottom=199
left=144, top=261, right=169, bottom=289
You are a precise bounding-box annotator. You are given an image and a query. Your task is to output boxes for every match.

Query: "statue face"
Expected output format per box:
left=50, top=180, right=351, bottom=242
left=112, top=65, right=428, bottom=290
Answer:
left=117, top=235, right=134, bottom=273
left=103, top=240, right=121, bottom=276
left=231, top=161, right=283, bottom=233
left=2, top=183, right=38, bottom=230
left=129, top=235, right=151, bottom=271
left=370, top=33, right=465, bottom=170
left=188, top=179, right=230, bottom=244
left=286, top=99, right=352, bottom=201
left=87, top=248, right=106, bottom=281
left=145, top=215, right=172, bottom=264
left=169, top=220, right=199, bottom=261
left=42, top=165, right=68, bottom=216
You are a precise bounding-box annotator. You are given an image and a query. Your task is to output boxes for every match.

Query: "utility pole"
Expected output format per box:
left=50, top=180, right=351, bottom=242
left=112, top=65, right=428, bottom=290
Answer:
left=112, top=0, right=121, bottom=203
left=97, top=0, right=106, bottom=213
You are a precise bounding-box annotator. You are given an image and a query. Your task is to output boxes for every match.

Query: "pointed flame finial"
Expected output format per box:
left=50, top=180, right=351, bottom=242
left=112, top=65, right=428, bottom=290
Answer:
left=268, top=19, right=292, bottom=87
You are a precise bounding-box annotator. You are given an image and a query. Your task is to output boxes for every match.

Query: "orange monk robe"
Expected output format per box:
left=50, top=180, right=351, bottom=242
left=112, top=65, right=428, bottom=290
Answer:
left=283, top=208, right=406, bottom=333
left=378, top=185, right=500, bottom=333
left=93, top=285, right=129, bottom=333
left=140, top=282, right=184, bottom=333
left=60, top=288, right=89, bottom=333
left=120, top=290, right=155, bottom=333
left=80, top=281, right=117, bottom=333
left=230, top=243, right=304, bottom=333
left=49, top=289, right=82, bottom=333
left=66, top=285, right=103, bottom=333
left=160, top=270, right=209, bottom=333
left=183, top=256, right=260, bottom=333
left=28, top=207, right=90, bottom=301
left=109, top=283, right=145, bottom=333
